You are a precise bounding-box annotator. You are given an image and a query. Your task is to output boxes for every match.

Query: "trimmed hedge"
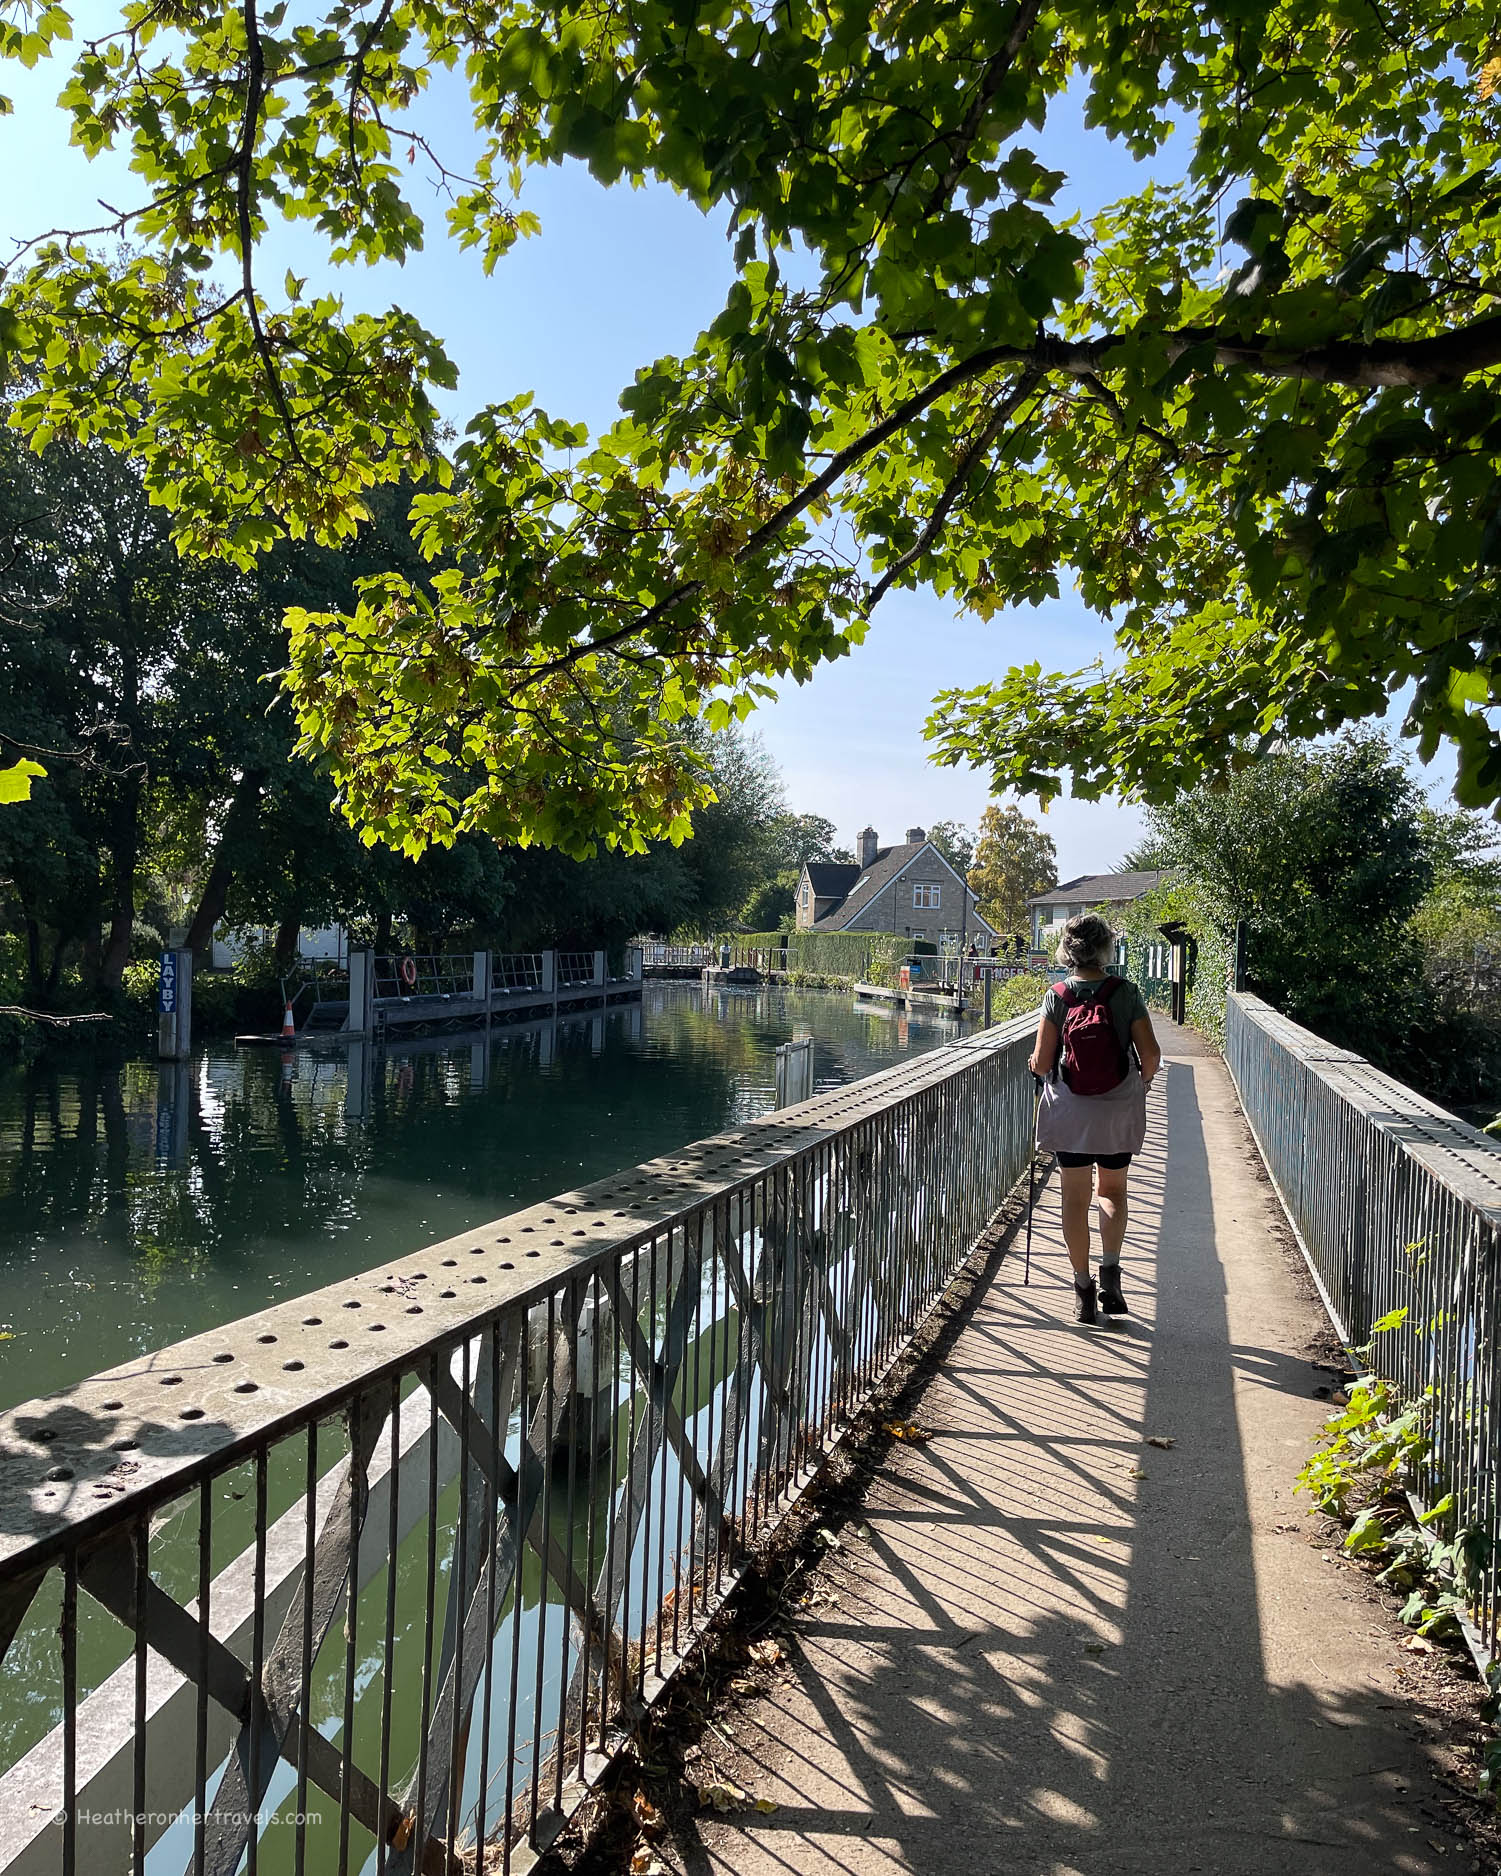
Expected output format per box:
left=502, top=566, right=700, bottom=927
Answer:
left=739, top=929, right=913, bottom=986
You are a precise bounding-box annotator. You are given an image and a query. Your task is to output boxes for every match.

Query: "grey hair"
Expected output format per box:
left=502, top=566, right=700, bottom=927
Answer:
left=1055, top=912, right=1116, bottom=971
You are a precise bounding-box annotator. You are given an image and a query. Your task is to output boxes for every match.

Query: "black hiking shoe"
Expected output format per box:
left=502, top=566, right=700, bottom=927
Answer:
left=1099, top=1265, right=1128, bottom=1315
left=1074, top=1278, right=1098, bottom=1325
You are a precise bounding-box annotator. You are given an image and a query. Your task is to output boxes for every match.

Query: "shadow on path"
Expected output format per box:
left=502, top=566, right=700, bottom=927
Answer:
left=674, top=1026, right=1457, bottom=1876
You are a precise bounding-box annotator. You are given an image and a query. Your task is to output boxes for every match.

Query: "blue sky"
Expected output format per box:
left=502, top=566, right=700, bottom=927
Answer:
left=0, top=34, right=1447, bottom=877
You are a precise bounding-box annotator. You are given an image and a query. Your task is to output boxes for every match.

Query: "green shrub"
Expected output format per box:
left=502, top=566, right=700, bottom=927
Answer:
left=991, top=973, right=1048, bottom=1021
left=738, top=929, right=911, bottom=986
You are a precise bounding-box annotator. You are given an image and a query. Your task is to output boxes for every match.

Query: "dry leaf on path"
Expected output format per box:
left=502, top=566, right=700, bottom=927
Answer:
left=1146, top=1435, right=1175, bottom=1450
left=883, top=1421, right=933, bottom=1443
left=754, top=1798, right=779, bottom=1815
left=749, top=1639, right=784, bottom=1667
left=699, top=1778, right=751, bottom=1813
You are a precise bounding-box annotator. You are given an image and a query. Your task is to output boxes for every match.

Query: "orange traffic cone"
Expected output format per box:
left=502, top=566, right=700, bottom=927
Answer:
left=281, top=1001, right=296, bottom=1040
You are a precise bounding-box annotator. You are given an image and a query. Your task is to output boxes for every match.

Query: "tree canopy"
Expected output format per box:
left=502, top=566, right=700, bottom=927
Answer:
left=0, top=429, right=788, bottom=999
left=1128, top=732, right=1501, bottom=1100
left=3, top=0, right=1500, bottom=854
left=967, top=803, right=1056, bottom=933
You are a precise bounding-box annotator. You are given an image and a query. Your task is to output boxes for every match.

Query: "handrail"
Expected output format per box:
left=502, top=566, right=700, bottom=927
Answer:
left=0, top=1014, right=1039, bottom=1876
left=1225, top=991, right=1501, bottom=1666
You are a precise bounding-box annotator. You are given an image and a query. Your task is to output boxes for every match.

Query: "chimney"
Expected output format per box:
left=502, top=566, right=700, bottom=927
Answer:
left=905, top=825, right=926, bottom=844
left=857, top=826, right=879, bottom=869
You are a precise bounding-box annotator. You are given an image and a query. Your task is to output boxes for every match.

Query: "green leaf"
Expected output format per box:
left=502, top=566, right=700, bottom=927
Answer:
left=0, top=759, right=46, bottom=804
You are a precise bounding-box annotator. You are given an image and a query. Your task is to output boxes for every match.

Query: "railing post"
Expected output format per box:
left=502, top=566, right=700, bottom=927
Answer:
left=473, top=949, right=490, bottom=1003
left=155, top=947, right=193, bottom=1060
left=346, top=947, right=375, bottom=1036
left=1232, top=919, right=1250, bottom=993
left=628, top=944, right=643, bottom=983
left=541, top=949, right=556, bottom=999
left=593, top=949, right=606, bottom=986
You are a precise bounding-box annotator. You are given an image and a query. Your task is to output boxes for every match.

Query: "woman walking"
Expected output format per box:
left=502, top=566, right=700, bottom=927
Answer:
left=1028, top=914, right=1162, bottom=1324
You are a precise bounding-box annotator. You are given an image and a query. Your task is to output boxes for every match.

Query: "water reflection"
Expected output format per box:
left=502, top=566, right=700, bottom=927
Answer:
left=0, top=984, right=949, bottom=1410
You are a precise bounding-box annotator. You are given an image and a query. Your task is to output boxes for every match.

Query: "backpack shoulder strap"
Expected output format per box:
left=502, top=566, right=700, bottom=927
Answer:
left=1052, top=982, right=1077, bottom=1012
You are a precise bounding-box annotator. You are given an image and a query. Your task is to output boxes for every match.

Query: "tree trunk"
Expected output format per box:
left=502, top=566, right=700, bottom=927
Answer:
left=23, top=914, right=44, bottom=1000
left=95, top=782, right=141, bottom=994
left=273, top=912, right=301, bottom=974
left=184, top=769, right=268, bottom=958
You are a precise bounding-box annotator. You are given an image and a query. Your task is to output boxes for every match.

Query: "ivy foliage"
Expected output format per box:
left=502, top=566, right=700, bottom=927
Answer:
left=4, top=0, right=1501, bottom=852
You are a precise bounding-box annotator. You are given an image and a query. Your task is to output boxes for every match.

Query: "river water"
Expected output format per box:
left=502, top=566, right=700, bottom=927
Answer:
left=0, top=983, right=951, bottom=1413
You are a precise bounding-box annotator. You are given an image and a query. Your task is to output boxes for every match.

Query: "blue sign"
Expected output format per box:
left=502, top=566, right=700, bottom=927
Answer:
left=159, top=950, right=177, bottom=1015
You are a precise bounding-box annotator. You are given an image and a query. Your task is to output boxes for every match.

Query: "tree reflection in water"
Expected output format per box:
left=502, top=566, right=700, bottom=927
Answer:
left=0, top=984, right=950, bottom=1410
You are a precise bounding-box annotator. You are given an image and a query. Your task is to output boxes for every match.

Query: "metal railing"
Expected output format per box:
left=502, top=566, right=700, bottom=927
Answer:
left=555, top=951, right=597, bottom=989
left=373, top=953, right=480, bottom=1001
left=280, top=959, right=352, bottom=1022
left=492, top=953, right=545, bottom=995
left=0, top=1016, right=1037, bottom=1876
left=639, top=943, right=713, bottom=968
left=639, top=944, right=776, bottom=974
left=1226, top=992, right=1501, bottom=1661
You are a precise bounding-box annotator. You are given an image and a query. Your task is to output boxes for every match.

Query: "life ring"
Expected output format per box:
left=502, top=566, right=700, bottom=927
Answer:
left=398, top=955, right=418, bottom=990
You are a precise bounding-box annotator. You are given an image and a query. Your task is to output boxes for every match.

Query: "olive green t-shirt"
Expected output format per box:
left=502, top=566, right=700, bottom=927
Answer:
left=1041, top=974, right=1149, bottom=1061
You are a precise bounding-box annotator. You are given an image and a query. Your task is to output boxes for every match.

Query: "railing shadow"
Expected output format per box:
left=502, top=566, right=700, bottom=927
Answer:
left=659, top=1044, right=1451, bottom=1874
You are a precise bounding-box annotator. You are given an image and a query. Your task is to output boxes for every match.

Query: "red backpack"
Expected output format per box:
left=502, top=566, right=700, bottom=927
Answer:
left=1054, top=978, right=1130, bottom=1095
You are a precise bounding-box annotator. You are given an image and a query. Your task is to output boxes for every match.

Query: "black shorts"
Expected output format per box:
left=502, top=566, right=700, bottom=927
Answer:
left=1056, top=1151, right=1133, bottom=1170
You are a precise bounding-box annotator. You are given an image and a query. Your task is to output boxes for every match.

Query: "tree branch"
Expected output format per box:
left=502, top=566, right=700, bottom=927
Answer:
left=866, top=367, right=1043, bottom=609
left=920, top=0, right=1047, bottom=218
left=236, top=0, right=305, bottom=461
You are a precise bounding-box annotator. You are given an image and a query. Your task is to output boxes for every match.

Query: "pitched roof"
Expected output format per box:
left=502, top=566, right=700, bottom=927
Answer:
left=813, top=843, right=923, bottom=929
left=1026, top=869, right=1167, bottom=908
left=804, top=861, right=861, bottom=898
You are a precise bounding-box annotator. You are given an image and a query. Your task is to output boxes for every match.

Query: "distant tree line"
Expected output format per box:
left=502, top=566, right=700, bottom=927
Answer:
left=0, top=436, right=796, bottom=1008
left=1124, top=734, right=1501, bottom=1114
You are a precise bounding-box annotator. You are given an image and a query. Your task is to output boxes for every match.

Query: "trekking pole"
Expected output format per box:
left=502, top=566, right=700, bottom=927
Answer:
left=1024, top=1074, right=1041, bottom=1285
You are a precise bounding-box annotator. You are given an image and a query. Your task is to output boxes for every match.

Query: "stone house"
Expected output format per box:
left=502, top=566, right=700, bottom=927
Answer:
left=794, top=827, right=998, bottom=946
left=1026, top=870, right=1168, bottom=950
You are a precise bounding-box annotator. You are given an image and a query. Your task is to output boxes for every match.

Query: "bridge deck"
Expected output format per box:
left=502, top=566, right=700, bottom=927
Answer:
left=683, top=1023, right=1462, bottom=1875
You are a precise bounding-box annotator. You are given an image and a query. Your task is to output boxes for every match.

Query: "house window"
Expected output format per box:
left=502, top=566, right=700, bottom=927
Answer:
left=912, top=883, right=941, bottom=910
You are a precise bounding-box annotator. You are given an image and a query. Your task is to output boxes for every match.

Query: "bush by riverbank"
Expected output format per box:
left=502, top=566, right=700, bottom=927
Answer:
left=0, top=956, right=284, bottom=1063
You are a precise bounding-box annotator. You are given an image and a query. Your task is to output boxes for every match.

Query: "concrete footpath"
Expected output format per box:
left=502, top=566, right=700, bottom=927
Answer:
left=681, top=1023, right=1466, bottom=1876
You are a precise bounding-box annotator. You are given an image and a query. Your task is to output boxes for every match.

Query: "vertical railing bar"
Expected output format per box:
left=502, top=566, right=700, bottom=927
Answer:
left=339, top=1397, right=362, bottom=1875
left=557, top=1276, right=581, bottom=1812
left=376, top=1381, right=400, bottom=1876
left=132, top=1516, right=148, bottom=1876
left=294, top=1419, right=317, bottom=1876
left=596, top=1273, right=621, bottom=1751
left=247, top=1448, right=268, bottom=1876
left=414, top=1358, right=441, bottom=1870
left=529, top=1293, right=555, bottom=1842
left=194, top=1478, right=212, bottom=1876
left=617, top=1240, right=641, bottom=1714
left=649, top=1229, right=666, bottom=1685
left=449, top=1335, right=473, bottom=1864
left=676, top=1211, right=701, bottom=1650
left=578, top=1273, right=601, bottom=1780
left=715, top=1190, right=739, bottom=1599
left=501, top=1313, right=531, bottom=1875
left=475, top=1323, right=501, bottom=1858
left=62, top=1549, right=77, bottom=1876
